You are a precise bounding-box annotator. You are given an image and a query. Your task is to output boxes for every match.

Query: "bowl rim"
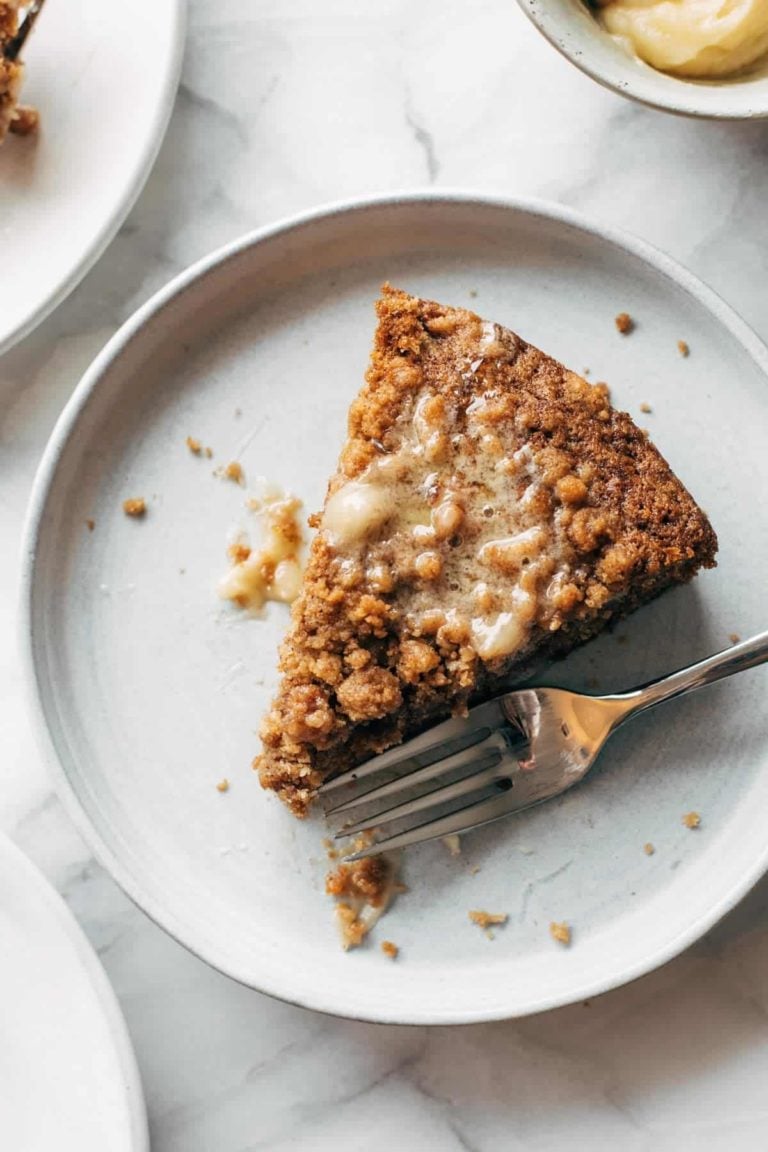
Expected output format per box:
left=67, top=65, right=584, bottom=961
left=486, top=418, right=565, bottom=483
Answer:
left=515, top=0, right=768, bottom=121
left=18, top=189, right=768, bottom=1025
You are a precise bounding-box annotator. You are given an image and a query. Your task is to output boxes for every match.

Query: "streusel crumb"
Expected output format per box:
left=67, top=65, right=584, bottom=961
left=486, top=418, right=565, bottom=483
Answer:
left=550, top=921, right=571, bottom=946
left=123, top=498, right=146, bottom=518
left=221, top=461, right=245, bottom=485
left=469, top=910, right=507, bottom=939
left=326, top=847, right=399, bottom=950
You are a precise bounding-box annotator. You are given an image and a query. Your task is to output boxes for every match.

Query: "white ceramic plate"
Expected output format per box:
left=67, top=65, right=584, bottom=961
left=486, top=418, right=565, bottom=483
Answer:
left=0, top=0, right=186, bottom=354
left=21, top=193, right=768, bottom=1024
left=0, top=834, right=147, bottom=1150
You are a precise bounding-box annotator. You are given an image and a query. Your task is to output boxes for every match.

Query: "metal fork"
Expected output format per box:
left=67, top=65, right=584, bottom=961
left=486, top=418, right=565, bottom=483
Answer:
left=4, top=1, right=46, bottom=62
left=322, top=631, right=768, bottom=860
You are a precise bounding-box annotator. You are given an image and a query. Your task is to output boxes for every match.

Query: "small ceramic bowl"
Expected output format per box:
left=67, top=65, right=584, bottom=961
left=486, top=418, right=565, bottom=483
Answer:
left=517, top=0, right=768, bottom=119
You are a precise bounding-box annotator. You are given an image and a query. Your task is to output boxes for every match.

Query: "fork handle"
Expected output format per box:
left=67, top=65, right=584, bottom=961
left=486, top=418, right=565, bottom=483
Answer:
left=613, top=630, right=768, bottom=720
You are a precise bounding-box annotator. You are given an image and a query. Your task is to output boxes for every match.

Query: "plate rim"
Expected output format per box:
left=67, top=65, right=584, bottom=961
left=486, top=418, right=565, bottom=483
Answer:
left=0, top=0, right=188, bottom=356
left=0, top=833, right=149, bottom=1150
left=19, top=190, right=768, bottom=1024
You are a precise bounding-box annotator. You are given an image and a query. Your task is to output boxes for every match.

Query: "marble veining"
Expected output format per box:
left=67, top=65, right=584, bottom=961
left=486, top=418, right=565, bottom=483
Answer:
left=3, top=1, right=768, bottom=1148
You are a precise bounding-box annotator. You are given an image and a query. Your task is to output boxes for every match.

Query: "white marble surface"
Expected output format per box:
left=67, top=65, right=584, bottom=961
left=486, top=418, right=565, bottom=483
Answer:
left=3, top=2, right=768, bottom=1148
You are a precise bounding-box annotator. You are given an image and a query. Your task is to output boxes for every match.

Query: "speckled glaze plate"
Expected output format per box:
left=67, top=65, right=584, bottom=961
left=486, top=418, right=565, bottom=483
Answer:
left=21, top=193, right=768, bottom=1024
left=0, top=834, right=147, bottom=1150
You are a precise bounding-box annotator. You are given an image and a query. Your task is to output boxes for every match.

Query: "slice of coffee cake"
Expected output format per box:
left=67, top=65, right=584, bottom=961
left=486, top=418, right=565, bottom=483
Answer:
left=256, top=285, right=717, bottom=816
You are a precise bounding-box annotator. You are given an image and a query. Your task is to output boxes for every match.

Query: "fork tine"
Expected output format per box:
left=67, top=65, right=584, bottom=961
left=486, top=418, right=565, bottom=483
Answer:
left=325, top=730, right=510, bottom=818
left=318, top=698, right=505, bottom=794
left=342, top=788, right=527, bottom=861
left=336, top=753, right=506, bottom=838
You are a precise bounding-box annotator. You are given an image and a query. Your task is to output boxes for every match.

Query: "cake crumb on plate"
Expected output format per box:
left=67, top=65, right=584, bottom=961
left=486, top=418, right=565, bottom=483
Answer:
left=381, top=940, right=399, bottom=960
left=122, top=498, right=146, bottom=518
left=187, top=435, right=214, bottom=458
left=639, top=402, right=652, bottom=414
left=683, top=811, right=701, bottom=829
left=550, top=921, right=571, bottom=946
left=216, top=778, right=230, bottom=793
left=729, top=633, right=741, bottom=645
left=678, top=340, right=690, bottom=357
left=469, top=910, right=507, bottom=939
left=615, top=311, right=634, bottom=335
left=643, top=842, right=655, bottom=856
left=443, top=834, right=462, bottom=857
left=85, top=518, right=95, bottom=532
left=220, top=460, right=245, bottom=485
left=327, top=845, right=400, bottom=950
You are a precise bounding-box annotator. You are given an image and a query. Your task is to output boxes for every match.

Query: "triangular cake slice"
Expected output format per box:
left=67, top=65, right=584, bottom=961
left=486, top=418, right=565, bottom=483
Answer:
left=256, top=286, right=717, bottom=815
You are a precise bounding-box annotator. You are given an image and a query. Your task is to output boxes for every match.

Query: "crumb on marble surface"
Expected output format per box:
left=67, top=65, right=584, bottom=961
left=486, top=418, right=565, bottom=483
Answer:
left=615, top=311, right=634, bottom=335
left=550, top=921, right=571, bottom=946
left=123, top=498, right=146, bottom=518
left=683, top=811, right=701, bottom=829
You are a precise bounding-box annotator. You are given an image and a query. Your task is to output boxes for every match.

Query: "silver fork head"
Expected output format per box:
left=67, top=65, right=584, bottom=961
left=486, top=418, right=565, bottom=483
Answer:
left=324, top=686, right=628, bottom=860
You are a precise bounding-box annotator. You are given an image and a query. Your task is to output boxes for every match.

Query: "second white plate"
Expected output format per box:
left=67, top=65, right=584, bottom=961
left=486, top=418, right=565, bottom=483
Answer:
left=0, top=0, right=185, bottom=353
left=22, top=193, right=768, bottom=1024
left=0, top=835, right=146, bottom=1151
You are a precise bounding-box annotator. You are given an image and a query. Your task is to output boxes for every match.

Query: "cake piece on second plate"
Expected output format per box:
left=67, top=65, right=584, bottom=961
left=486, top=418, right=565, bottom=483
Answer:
left=256, top=285, right=717, bottom=816
left=0, top=3, right=39, bottom=143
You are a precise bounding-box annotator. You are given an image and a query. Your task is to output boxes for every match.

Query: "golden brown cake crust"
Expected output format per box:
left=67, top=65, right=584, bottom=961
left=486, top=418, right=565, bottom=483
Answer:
left=256, top=286, right=717, bottom=815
